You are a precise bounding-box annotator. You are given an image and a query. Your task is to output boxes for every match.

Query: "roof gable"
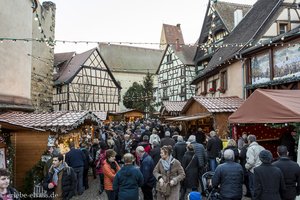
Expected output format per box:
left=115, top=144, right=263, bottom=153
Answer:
left=55, top=48, right=96, bottom=84
left=193, top=1, right=251, bottom=64
left=54, top=48, right=121, bottom=89
left=160, top=24, right=185, bottom=47
left=194, top=0, right=282, bottom=82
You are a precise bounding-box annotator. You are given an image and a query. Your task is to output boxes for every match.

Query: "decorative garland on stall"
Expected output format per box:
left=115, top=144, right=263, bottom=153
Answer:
left=0, top=127, right=15, bottom=184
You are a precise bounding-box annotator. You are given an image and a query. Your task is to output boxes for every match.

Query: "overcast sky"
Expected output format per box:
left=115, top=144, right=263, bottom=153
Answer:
left=43, top=0, right=257, bottom=53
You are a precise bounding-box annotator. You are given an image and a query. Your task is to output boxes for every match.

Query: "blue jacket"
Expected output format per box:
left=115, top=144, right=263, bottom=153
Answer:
left=140, top=153, right=156, bottom=187
left=212, top=160, right=244, bottom=199
left=113, top=165, right=144, bottom=200
left=65, top=148, right=86, bottom=168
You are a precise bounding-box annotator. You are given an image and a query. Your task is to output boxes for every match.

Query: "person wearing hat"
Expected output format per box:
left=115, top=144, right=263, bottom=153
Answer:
left=253, top=150, right=285, bottom=200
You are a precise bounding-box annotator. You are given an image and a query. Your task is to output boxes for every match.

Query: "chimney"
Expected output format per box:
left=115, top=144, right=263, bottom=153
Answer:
left=175, top=39, right=181, bottom=51
left=234, top=9, right=243, bottom=27
left=176, top=24, right=181, bottom=28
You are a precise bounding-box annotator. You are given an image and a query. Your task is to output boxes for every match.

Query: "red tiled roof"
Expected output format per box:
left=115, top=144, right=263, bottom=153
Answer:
left=162, top=101, right=187, bottom=112
left=185, top=96, right=244, bottom=113
left=0, top=111, right=107, bottom=133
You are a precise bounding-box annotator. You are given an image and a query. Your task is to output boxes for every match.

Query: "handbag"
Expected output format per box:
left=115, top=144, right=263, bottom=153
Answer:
left=156, top=181, right=171, bottom=196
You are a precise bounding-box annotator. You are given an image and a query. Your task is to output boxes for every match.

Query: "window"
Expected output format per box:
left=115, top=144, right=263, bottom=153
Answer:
left=167, top=53, right=172, bottom=63
left=220, top=70, right=227, bottom=90
left=180, top=68, right=185, bottom=76
left=278, top=22, right=289, bottom=34
left=163, top=89, right=167, bottom=97
left=212, top=79, right=217, bottom=90
left=56, top=86, right=62, bottom=94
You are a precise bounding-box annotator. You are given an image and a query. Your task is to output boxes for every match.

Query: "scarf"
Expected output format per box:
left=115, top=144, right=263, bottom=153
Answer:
left=161, top=155, right=173, bottom=171
left=52, top=163, right=65, bottom=185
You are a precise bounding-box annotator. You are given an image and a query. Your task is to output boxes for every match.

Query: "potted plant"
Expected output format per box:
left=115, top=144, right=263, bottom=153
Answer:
left=217, top=87, right=226, bottom=93
left=209, top=87, right=216, bottom=94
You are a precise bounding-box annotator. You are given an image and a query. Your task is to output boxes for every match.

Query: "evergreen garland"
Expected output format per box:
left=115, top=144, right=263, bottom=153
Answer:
left=0, top=128, right=15, bottom=184
left=22, top=159, right=46, bottom=195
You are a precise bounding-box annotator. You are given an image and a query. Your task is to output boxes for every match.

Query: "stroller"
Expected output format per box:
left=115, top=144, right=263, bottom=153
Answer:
left=201, top=171, right=220, bottom=200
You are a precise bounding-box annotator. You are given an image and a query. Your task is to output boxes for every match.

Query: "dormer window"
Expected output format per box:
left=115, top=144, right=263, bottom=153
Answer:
left=167, top=53, right=172, bottom=64
left=278, top=22, right=290, bottom=34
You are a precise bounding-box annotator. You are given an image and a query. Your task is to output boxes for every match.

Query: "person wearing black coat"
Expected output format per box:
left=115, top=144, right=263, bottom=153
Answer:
left=149, top=141, right=161, bottom=166
left=180, top=144, right=200, bottom=200
left=43, top=153, right=77, bottom=200
left=173, top=136, right=187, bottom=164
left=254, top=150, right=286, bottom=200
left=80, top=143, right=90, bottom=190
left=273, top=145, right=300, bottom=200
left=239, top=143, right=251, bottom=198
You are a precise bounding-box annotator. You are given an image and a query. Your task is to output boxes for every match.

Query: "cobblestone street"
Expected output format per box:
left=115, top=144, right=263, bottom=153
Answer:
left=70, top=174, right=251, bottom=200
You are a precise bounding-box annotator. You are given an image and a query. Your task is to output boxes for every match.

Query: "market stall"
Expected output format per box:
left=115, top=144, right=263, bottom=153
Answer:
left=166, top=96, right=244, bottom=138
left=229, top=89, right=300, bottom=160
left=0, top=110, right=107, bottom=190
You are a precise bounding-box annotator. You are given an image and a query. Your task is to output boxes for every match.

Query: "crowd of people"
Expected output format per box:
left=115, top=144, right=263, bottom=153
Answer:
left=36, top=119, right=300, bottom=200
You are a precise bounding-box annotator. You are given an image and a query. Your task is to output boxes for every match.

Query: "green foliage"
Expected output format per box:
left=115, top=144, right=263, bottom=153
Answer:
left=0, top=130, right=15, bottom=185
left=123, top=72, right=156, bottom=116
left=22, top=159, right=46, bottom=195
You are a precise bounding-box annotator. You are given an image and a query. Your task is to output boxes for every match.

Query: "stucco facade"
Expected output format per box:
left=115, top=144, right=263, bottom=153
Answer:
left=116, top=72, right=158, bottom=111
left=195, top=61, right=244, bottom=99
left=0, top=0, right=33, bottom=110
left=0, top=0, right=55, bottom=112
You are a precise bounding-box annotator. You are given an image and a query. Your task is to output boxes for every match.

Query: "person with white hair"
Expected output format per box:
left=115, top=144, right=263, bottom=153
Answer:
left=173, top=135, right=187, bottom=164
left=245, top=134, right=265, bottom=197
left=160, top=131, right=176, bottom=147
left=136, top=146, right=156, bottom=200
left=212, top=149, right=244, bottom=200
left=207, top=130, right=223, bottom=171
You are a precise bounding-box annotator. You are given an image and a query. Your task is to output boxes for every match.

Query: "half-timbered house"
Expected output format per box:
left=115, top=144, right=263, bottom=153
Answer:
left=193, top=1, right=251, bottom=78
left=157, top=44, right=196, bottom=103
left=53, top=48, right=121, bottom=112
left=156, top=24, right=196, bottom=105
left=241, top=25, right=300, bottom=96
left=191, top=0, right=300, bottom=99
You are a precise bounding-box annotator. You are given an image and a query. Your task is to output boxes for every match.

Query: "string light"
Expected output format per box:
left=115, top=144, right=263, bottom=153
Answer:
left=0, top=37, right=298, bottom=49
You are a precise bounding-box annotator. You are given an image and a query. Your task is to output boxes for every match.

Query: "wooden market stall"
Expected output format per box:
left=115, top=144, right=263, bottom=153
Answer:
left=160, top=101, right=187, bottom=120
left=0, top=110, right=107, bottom=190
left=166, top=96, right=244, bottom=138
left=121, top=109, right=144, bottom=122
left=229, top=89, right=300, bottom=158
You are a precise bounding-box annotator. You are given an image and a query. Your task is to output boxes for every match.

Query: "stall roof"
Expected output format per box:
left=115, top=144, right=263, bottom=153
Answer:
left=160, top=101, right=187, bottom=113
left=182, top=96, right=244, bottom=113
left=0, top=111, right=107, bottom=133
left=229, top=89, right=300, bottom=123
left=165, top=113, right=212, bottom=121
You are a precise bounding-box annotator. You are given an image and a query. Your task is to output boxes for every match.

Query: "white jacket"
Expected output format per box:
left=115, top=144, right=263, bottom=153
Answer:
left=245, top=141, right=265, bottom=173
